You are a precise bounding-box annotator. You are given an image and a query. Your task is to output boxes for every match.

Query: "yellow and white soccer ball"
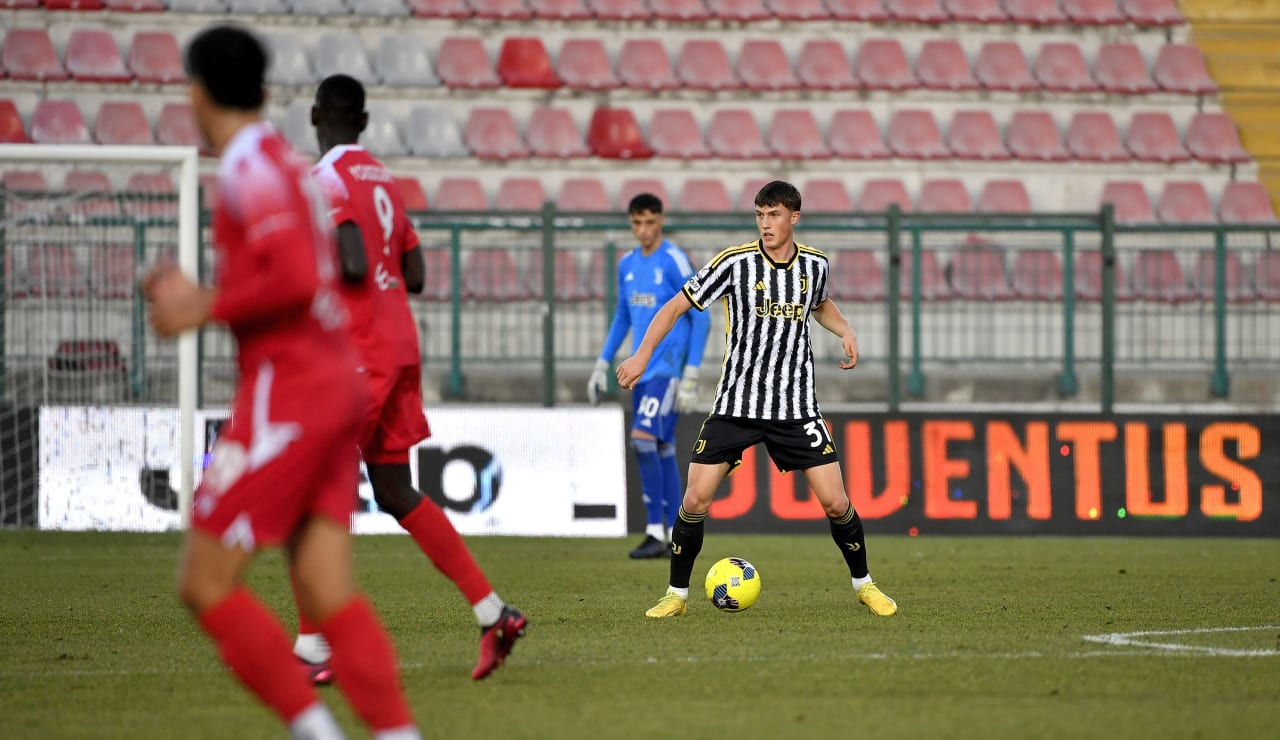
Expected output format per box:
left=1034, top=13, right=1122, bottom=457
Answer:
left=704, top=557, right=761, bottom=612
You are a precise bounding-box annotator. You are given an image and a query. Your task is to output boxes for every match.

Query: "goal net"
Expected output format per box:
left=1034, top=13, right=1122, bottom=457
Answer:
left=0, top=144, right=199, bottom=531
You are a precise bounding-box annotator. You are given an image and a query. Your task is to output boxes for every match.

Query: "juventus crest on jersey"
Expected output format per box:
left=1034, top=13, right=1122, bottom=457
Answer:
left=682, top=240, right=830, bottom=421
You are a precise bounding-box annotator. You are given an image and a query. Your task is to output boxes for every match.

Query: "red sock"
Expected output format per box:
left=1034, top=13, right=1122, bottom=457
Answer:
left=320, top=596, right=414, bottom=732
left=198, top=587, right=317, bottom=724
left=289, top=569, right=321, bottom=637
left=399, top=498, right=493, bottom=605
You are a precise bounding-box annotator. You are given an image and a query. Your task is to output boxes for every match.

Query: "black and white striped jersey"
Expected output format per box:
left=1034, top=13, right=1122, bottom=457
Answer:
left=681, top=240, right=830, bottom=421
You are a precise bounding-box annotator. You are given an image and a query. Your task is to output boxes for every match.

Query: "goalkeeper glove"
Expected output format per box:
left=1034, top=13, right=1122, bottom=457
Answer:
left=675, top=366, right=699, bottom=414
left=586, top=359, right=609, bottom=406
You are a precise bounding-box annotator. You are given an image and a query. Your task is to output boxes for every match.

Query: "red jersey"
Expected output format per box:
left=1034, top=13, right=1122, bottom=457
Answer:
left=312, top=145, right=421, bottom=370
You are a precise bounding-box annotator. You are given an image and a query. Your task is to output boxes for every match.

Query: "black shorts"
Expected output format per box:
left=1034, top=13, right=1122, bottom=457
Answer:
left=690, top=415, right=839, bottom=474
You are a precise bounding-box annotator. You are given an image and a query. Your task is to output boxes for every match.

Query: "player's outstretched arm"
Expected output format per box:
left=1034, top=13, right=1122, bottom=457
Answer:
left=336, top=222, right=368, bottom=284
left=617, top=292, right=693, bottom=389
left=812, top=299, right=859, bottom=370
left=402, top=245, right=425, bottom=294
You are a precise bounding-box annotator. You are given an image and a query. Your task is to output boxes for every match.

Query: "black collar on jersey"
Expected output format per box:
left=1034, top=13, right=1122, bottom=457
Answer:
left=757, top=238, right=799, bottom=269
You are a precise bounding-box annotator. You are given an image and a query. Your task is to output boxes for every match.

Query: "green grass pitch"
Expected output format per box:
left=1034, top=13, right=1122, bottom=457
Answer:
left=1, top=532, right=1277, bottom=739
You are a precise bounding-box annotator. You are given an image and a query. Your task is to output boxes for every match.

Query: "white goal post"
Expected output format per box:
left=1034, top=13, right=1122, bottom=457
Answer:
left=0, top=144, right=200, bottom=528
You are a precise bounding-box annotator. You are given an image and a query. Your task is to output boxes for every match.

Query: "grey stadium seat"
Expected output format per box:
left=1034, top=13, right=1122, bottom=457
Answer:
left=362, top=104, right=408, bottom=157
left=225, top=0, right=290, bottom=12
left=167, top=0, right=228, bottom=10
left=281, top=101, right=319, bottom=157
left=266, top=34, right=315, bottom=85
left=358, top=0, right=410, bottom=15
left=288, top=0, right=351, bottom=14
left=312, top=33, right=374, bottom=85
left=375, top=34, right=438, bottom=87
left=407, top=106, right=468, bottom=157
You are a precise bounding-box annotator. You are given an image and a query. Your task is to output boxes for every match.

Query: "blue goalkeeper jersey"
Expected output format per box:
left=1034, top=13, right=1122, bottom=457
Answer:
left=599, top=239, right=711, bottom=383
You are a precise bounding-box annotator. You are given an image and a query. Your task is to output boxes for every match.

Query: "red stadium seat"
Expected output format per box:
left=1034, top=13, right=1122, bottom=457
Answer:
left=1062, top=0, right=1124, bottom=24
left=706, top=0, right=770, bottom=20
left=64, top=169, right=119, bottom=218
left=43, top=0, right=106, bottom=7
left=919, top=179, right=972, bottom=213
left=975, top=41, right=1036, bottom=92
left=0, top=0, right=39, bottom=8
left=901, top=250, right=951, bottom=300
left=530, top=0, right=591, bottom=18
left=464, top=108, right=529, bottom=160
left=3, top=29, right=69, bottom=81
left=93, top=102, right=154, bottom=146
left=1066, top=111, right=1127, bottom=162
left=588, top=0, right=652, bottom=19
left=768, top=109, right=830, bottom=160
left=495, top=178, right=546, bottom=210
left=437, top=37, right=500, bottom=89
left=735, top=178, right=772, bottom=211
left=526, top=108, right=589, bottom=158
left=1185, top=112, right=1251, bottom=164
left=199, top=174, right=220, bottom=213
left=89, top=245, right=136, bottom=300
left=767, top=0, right=829, bottom=20
left=947, top=110, right=1009, bottom=161
left=828, top=110, right=889, bottom=160
left=1007, top=111, right=1068, bottom=162
left=1156, top=181, right=1214, bottom=224
left=526, top=250, right=589, bottom=302
left=1193, top=250, right=1253, bottom=302
left=156, top=103, right=201, bottom=149
left=1035, top=42, right=1099, bottom=93
left=944, top=0, right=1007, bottom=22
left=124, top=171, right=176, bottom=219
left=649, top=109, right=709, bottom=159
left=949, top=243, right=1013, bottom=300
left=826, top=0, right=889, bottom=21
left=737, top=40, right=799, bottom=91
left=394, top=177, right=429, bottom=212
left=1132, top=250, right=1193, bottom=302
left=416, top=248, right=453, bottom=302
left=587, top=108, right=653, bottom=159
left=1075, top=250, right=1131, bottom=301
left=917, top=40, right=978, bottom=91
left=0, top=100, right=29, bottom=143
left=886, top=110, right=948, bottom=160
left=1121, top=0, right=1183, bottom=26
left=796, top=40, right=856, bottom=91
left=1255, top=252, right=1280, bottom=302
left=676, top=179, right=731, bottom=212
left=618, top=40, right=679, bottom=91
left=435, top=177, right=490, bottom=210
left=1003, top=0, right=1066, bottom=24
left=558, top=39, right=619, bottom=91
left=1010, top=250, right=1064, bottom=301
left=1153, top=44, right=1217, bottom=95
left=408, top=0, right=473, bottom=17
left=977, top=180, right=1031, bottom=213
left=648, top=0, right=711, bottom=20
left=1218, top=182, right=1276, bottom=224
left=128, top=31, right=184, bottom=84
left=676, top=40, right=738, bottom=91
left=1100, top=181, right=1156, bottom=223
left=1, top=171, right=45, bottom=191
left=469, top=0, right=532, bottom=18
left=1125, top=112, right=1190, bottom=163
left=31, top=101, right=91, bottom=145
left=619, top=178, right=670, bottom=209
left=855, top=39, right=916, bottom=91
left=498, top=38, right=560, bottom=88
left=802, top=179, right=853, bottom=213
left=886, top=0, right=947, bottom=23
left=463, top=250, right=527, bottom=302
left=29, top=246, right=87, bottom=299
left=830, top=250, right=885, bottom=302
left=66, top=29, right=131, bottom=83
left=707, top=109, right=769, bottom=159
left=557, top=178, right=610, bottom=212
left=857, top=179, right=911, bottom=212
left=1093, top=43, right=1157, bottom=94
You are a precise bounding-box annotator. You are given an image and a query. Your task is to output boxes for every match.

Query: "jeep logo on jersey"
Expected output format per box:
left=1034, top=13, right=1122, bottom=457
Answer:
left=418, top=445, right=502, bottom=514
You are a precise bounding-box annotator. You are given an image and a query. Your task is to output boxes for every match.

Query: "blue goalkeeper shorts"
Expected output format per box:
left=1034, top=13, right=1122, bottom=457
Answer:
left=631, top=376, right=679, bottom=443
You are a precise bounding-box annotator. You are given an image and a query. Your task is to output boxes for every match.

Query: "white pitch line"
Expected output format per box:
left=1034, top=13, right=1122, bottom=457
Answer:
left=1082, top=625, right=1280, bottom=657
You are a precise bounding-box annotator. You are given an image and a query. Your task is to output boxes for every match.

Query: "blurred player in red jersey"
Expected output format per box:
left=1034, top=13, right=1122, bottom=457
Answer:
left=142, top=26, right=418, bottom=740
left=295, top=74, right=526, bottom=683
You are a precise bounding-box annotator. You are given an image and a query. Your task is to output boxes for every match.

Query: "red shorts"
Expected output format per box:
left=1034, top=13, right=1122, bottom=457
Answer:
left=192, top=365, right=365, bottom=550
left=360, top=363, right=431, bottom=465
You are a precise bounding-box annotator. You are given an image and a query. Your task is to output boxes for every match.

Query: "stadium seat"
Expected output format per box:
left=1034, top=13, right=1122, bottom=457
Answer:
left=0, top=100, right=29, bottom=144
left=30, top=101, right=91, bottom=146
left=977, top=180, right=1032, bottom=213
left=357, top=0, right=410, bottom=15
left=407, top=0, right=473, bottom=17
left=375, top=34, right=438, bottom=87
left=312, top=34, right=374, bottom=84
left=558, top=39, right=619, bottom=91
left=226, top=0, right=289, bottom=12
left=406, top=106, right=468, bottom=158
left=901, top=249, right=951, bottom=300
left=767, top=109, right=830, bottom=160
left=1002, top=0, right=1067, bottom=24
left=826, top=0, right=889, bottom=19
left=362, top=104, right=407, bottom=157
left=1093, top=43, right=1157, bottom=94
left=1218, top=182, right=1277, bottom=224
left=557, top=178, right=611, bottom=211
left=1100, top=181, right=1156, bottom=223
left=796, top=40, right=856, bottom=91
left=281, top=101, right=318, bottom=157
left=435, top=177, right=490, bottom=210
left=1125, top=112, right=1190, bottom=163
left=290, top=0, right=349, bottom=14
left=766, top=0, right=829, bottom=20
left=1035, top=42, right=1099, bottom=93
left=526, top=108, right=590, bottom=158
left=93, top=102, right=153, bottom=146
left=266, top=34, right=314, bottom=85
left=1254, top=252, right=1280, bottom=302
left=1121, top=0, right=1183, bottom=26
left=587, top=108, right=652, bottom=159
left=462, top=250, right=527, bottom=301
left=1062, top=0, right=1124, bottom=24
left=828, top=109, right=889, bottom=159
left=1152, top=44, right=1217, bottom=95
left=530, top=0, right=592, bottom=19
left=495, top=177, right=546, bottom=210
left=886, top=110, right=948, bottom=160
left=0, top=0, right=42, bottom=7
left=1007, top=111, right=1069, bottom=162
left=619, top=178, right=670, bottom=209
left=64, top=169, right=119, bottom=218
left=437, top=37, right=501, bottom=89
left=618, top=40, right=680, bottom=91
left=124, top=171, right=176, bottom=219
left=944, top=0, right=1007, bottom=22
left=28, top=246, right=87, bottom=299
left=1066, top=111, right=1127, bottom=162
left=975, top=41, right=1036, bottom=92
left=199, top=174, right=220, bottom=212
left=857, top=179, right=911, bottom=212
left=648, top=0, right=711, bottom=20
left=706, top=0, right=770, bottom=20
left=526, top=250, right=589, bottom=302
left=1010, top=250, right=1064, bottom=301
left=855, top=39, right=916, bottom=91
left=44, top=0, right=107, bottom=5
left=916, top=40, right=978, bottom=91
left=415, top=248, right=453, bottom=302
left=676, top=179, right=731, bottom=212
left=707, top=109, right=769, bottom=159
left=676, top=40, right=738, bottom=91
left=89, top=245, right=135, bottom=300
left=830, top=250, right=885, bottom=302
left=1132, top=250, right=1193, bottom=302
left=167, top=0, right=227, bottom=10
left=66, top=30, right=130, bottom=83
left=1185, top=113, right=1251, bottom=164
left=497, top=38, right=559, bottom=88
left=946, top=110, right=1009, bottom=161
left=735, top=178, right=772, bottom=211
left=649, top=109, right=710, bottom=159
left=464, top=108, right=529, bottom=160
left=394, top=176, right=429, bottom=211
left=588, top=0, right=652, bottom=19
left=802, top=179, right=853, bottom=213
left=737, top=40, right=799, bottom=91
left=105, top=0, right=167, bottom=9
left=949, top=243, right=1013, bottom=300
left=1156, top=181, right=1214, bottom=224
left=919, top=179, right=972, bottom=213
left=468, top=0, right=533, bottom=18
left=3, top=29, right=68, bottom=81
left=1192, top=250, right=1253, bottom=302
left=885, top=0, right=947, bottom=23
left=128, top=31, right=184, bottom=84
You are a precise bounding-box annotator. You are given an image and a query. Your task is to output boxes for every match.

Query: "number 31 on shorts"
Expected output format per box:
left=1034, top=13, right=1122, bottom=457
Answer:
left=804, top=419, right=833, bottom=448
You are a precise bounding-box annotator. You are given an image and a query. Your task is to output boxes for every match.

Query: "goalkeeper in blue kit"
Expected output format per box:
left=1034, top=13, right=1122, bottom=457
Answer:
left=589, top=194, right=711, bottom=559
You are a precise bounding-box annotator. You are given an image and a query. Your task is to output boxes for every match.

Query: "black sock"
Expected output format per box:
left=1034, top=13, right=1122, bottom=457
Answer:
left=669, top=506, right=706, bottom=590
left=828, top=506, right=869, bottom=579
